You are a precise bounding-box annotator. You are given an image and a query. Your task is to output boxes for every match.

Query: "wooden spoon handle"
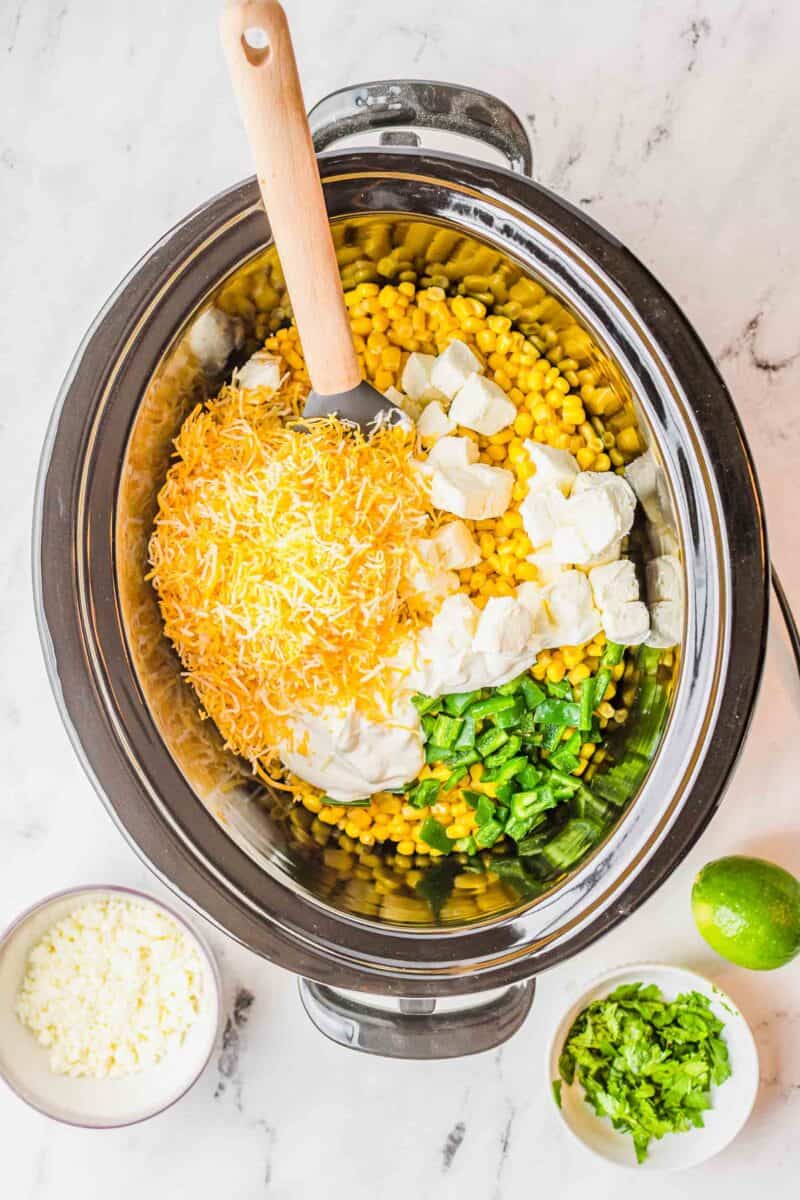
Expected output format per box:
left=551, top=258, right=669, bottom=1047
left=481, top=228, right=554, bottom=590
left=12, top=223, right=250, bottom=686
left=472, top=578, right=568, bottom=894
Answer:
left=220, top=0, right=360, bottom=395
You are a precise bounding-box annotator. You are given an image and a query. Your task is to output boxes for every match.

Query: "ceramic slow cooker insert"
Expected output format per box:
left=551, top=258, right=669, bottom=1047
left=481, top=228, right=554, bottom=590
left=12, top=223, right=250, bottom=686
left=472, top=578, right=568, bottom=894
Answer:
left=34, top=82, right=767, bottom=1055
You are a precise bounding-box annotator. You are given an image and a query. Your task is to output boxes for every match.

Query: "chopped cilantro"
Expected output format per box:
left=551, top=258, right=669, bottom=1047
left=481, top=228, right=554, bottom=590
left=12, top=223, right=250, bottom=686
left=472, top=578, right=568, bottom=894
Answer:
left=556, top=982, right=732, bottom=1163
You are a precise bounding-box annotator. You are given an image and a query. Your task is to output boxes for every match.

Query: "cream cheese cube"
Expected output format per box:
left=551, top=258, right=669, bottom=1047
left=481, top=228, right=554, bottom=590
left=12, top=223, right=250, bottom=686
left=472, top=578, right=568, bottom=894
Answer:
left=558, top=487, right=633, bottom=560
left=426, top=435, right=480, bottom=471
left=430, top=593, right=481, bottom=647
left=583, top=539, right=623, bottom=568
left=520, top=485, right=568, bottom=548
left=572, top=469, right=637, bottom=529
left=430, top=463, right=514, bottom=519
left=515, top=582, right=550, bottom=637
left=551, top=523, right=592, bottom=565
left=588, top=558, right=641, bottom=611
left=647, top=599, right=682, bottom=648
left=384, top=384, right=421, bottom=421
left=401, top=353, right=446, bottom=403
left=431, top=520, right=481, bottom=569
left=402, top=539, right=459, bottom=603
left=188, top=307, right=244, bottom=373
left=383, top=384, right=407, bottom=407
left=625, top=450, right=663, bottom=524
left=649, top=522, right=680, bottom=557
left=417, top=400, right=456, bottom=441
left=526, top=545, right=567, bottom=585
left=542, top=571, right=603, bottom=648
left=646, top=554, right=682, bottom=603
left=523, top=440, right=580, bottom=496
left=449, top=374, right=517, bottom=436
left=603, top=601, right=650, bottom=645
left=236, top=350, right=282, bottom=391
left=473, top=596, right=534, bottom=655
left=429, top=339, right=484, bottom=399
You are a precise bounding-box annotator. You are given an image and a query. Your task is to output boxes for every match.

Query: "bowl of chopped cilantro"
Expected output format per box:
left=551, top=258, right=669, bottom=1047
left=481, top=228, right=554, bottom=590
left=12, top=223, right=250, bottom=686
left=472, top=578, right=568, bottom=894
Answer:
left=547, top=964, right=759, bottom=1170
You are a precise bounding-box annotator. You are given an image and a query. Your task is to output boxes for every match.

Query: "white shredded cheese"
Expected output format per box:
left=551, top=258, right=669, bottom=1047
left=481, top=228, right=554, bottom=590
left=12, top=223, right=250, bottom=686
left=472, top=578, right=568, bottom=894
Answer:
left=15, top=898, right=204, bottom=1079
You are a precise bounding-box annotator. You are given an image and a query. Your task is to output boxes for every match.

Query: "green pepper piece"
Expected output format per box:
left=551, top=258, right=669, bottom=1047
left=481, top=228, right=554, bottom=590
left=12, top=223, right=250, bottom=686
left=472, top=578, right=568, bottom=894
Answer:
left=448, top=749, right=481, bottom=770
left=494, top=756, right=529, bottom=783
left=466, top=694, right=518, bottom=720
left=601, top=641, right=625, bottom=667
left=454, top=835, right=477, bottom=855
left=548, top=748, right=580, bottom=772
left=476, top=727, right=509, bottom=757
left=408, top=778, right=441, bottom=809
left=442, top=766, right=468, bottom=793
left=463, top=789, right=483, bottom=810
left=540, top=723, right=566, bottom=751
left=443, top=689, right=484, bottom=716
left=533, top=699, right=581, bottom=726
left=474, top=794, right=495, bottom=827
left=520, top=676, right=547, bottom=710
left=503, top=815, right=535, bottom=843
left=549, top=731, right=581, bottom=772
left=474, top=819, right=504, bottom=848
left=546, top=679, right=572, bottom=699
left=518, top=763, right=543, bottom=791
left=495, top=781, right=517, bottom=805
left=412, top=693, right=441, bottom=716
left=491, top=857, right=545, bottom=897
left=579, top=677, right=595, bottom=732
left=511, top=787, right=559, bottom=821
left=540, top=817, right=600, bottom=869
left=320, top=795, right=371, bottom=808
left=547, top=768, right=584, bottom=794
left=425, top=743, right=456, bottom=764
left=484, top=735, right=523, bottom=769
left=516, top=710, right=538, bottom=735
left=496, top=674, right=526, bottom=695
left=492, top=699, right=526, bottom=729
left=431, top=713, right=464, bottom=748
left=592, top=668, right=611, bottom=710
left=453, top=715, right=476, bottom=750
left=419, top=816, right=454, bottom=854
left=517, top=829, right=552, bottom=857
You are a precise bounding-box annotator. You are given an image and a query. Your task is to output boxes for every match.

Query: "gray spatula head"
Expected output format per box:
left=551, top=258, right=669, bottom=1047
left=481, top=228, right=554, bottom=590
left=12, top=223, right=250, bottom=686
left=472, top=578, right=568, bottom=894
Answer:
left=303, top=379, right=404, bottom=430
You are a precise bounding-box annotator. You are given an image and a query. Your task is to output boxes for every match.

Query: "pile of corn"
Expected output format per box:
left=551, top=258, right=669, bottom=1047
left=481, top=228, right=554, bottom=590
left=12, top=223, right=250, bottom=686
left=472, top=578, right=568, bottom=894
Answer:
left=261, top=282, right=643, bottom=859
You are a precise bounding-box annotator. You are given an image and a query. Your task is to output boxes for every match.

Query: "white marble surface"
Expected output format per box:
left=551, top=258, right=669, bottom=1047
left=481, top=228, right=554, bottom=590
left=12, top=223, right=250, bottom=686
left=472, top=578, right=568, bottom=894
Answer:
left=1, top=0, right=800, bottom=1195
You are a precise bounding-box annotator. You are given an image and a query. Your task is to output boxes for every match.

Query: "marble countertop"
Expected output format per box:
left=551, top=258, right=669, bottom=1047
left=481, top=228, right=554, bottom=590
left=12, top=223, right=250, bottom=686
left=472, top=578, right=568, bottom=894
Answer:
left=1, top=0, right=799, bottom=1195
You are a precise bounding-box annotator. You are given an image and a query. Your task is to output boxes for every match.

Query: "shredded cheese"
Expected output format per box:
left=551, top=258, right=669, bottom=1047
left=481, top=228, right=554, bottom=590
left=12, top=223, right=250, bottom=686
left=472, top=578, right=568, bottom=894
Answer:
left=148, top=381, right=433, bottom=769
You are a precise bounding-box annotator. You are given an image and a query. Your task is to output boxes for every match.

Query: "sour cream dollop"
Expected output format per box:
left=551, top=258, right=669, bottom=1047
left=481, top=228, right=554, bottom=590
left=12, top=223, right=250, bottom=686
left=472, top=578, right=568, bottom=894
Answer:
left=279, top=698, right=424, bottom=803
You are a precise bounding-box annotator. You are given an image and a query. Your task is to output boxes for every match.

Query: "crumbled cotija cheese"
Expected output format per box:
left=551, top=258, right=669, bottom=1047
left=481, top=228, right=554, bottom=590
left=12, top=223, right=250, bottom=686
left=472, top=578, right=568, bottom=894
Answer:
left=15, top=898, right=204, bottom=1078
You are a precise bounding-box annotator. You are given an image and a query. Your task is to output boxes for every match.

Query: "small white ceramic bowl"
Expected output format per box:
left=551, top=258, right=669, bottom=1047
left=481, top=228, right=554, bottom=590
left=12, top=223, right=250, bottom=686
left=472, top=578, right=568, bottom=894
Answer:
left=546, top=962, right=759, bottom=1171
left=0, top=885, right=222, bottom=1127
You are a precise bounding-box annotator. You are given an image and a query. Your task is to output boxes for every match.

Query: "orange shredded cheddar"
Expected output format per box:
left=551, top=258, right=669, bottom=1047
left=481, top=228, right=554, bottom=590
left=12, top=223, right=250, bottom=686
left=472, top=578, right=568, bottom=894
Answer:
left=147, top=380, right=433, bottom=770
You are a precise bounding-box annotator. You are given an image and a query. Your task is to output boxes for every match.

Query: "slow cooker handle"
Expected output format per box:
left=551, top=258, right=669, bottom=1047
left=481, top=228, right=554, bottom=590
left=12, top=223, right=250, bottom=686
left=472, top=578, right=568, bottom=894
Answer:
left=307, top=80, right=534, bottom=177
left=298, top=977, right=535, bottom=1059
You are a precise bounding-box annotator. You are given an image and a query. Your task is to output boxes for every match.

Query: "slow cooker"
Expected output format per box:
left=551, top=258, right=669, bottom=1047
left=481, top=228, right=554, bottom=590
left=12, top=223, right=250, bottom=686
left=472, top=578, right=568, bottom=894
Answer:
left=34, top=80, right=768, bottom=1057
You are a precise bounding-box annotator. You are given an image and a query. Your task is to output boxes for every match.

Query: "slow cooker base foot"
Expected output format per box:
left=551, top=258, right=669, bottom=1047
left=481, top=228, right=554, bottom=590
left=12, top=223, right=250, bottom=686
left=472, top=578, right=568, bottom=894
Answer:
left=297, top=977, right=536, bottom=1059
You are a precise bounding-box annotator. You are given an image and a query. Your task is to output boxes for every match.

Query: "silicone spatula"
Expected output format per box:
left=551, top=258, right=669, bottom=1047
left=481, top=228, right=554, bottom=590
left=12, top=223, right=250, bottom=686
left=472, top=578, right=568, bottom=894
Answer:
left=220, top=0, right=400, bottom=428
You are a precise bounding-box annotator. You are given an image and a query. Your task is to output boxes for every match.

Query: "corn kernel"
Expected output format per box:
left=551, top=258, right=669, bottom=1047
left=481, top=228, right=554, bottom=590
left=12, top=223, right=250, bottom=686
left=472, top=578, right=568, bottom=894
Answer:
left=616, top=427, right=641, bottom=454
left=546, top=660, right=566, bottom=683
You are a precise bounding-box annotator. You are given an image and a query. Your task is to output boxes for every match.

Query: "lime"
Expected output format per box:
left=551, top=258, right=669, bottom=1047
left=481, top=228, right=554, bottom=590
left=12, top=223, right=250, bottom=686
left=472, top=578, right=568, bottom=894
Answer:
left=692, top=855, right=800, bottom=970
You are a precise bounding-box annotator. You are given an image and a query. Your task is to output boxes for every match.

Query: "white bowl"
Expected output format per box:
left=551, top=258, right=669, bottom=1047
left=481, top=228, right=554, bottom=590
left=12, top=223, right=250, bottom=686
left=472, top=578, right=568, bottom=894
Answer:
left=546, top=962, right=759, bottom=1171
left=0, top=885, right=222, bottom=1127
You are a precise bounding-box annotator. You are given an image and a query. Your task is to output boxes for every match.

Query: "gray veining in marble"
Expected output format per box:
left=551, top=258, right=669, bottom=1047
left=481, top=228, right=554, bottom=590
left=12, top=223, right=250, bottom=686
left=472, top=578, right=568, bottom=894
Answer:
left=1, top=0, right=799, bottom=1196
